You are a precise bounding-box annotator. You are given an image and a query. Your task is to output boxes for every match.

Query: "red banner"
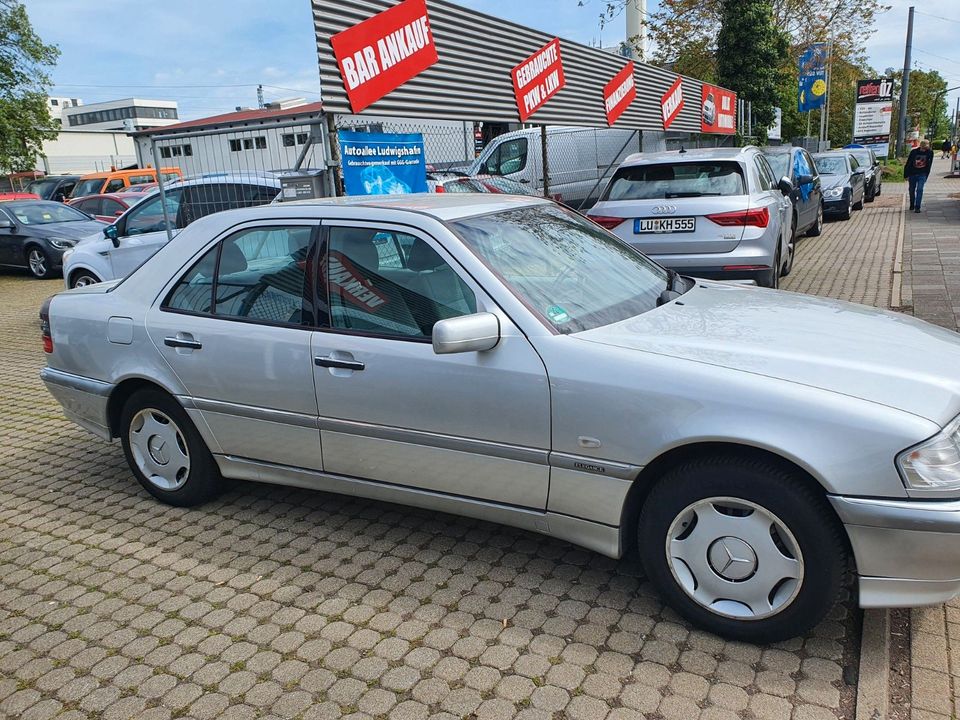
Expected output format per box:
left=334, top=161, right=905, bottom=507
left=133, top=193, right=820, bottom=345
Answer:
left=511, top=39, right=566, bottom=121
left=700, top=83, right=737, bottom=134
left=329, top=0, right=438, bottom=113
left=603, top=61, right=636, bottom=126
left=660, top=77, right=684, bottom=130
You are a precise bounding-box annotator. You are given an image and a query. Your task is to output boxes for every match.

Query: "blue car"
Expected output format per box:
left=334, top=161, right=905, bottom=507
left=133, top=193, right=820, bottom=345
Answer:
left=761, top=146, right=824, bottom=240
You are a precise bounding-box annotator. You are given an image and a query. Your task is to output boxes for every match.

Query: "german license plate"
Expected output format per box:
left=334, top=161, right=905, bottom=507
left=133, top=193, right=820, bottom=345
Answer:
left=634, top=217, right=696, bottom=234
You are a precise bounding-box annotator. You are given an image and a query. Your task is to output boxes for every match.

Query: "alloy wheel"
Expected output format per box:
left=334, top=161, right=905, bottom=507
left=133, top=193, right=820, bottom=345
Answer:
left=665, top=497, right=804, bottom=620
left=72, top=274, right=99, bottom=288
left=28, top=249, right=47, bottom=278
left=128, top=408, right=191, bottom=491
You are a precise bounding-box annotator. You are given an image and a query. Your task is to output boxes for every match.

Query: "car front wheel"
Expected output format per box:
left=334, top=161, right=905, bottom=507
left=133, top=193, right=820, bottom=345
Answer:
left=638, top=455, right=846, bottom=643
left=70, top=271, right=101, bottom=288
left=120, top=389, right=222, bottom=507
left=26, top=247, right=55, bottom=279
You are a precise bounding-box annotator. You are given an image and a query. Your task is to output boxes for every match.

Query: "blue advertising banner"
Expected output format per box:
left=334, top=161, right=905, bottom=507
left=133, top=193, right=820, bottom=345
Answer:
left=338, top=131, right=428, bottom=196
left=798, top=44, right=827, bottom=112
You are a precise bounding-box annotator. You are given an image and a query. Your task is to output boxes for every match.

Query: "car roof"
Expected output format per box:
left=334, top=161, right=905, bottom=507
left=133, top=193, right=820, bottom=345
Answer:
left=280, top=192, right=550, bottom=221
left=0, top=199, right=69, bottom=209
left=619, top=146, right=759, bottom=166
left=813, top=151, right=852, bottom=157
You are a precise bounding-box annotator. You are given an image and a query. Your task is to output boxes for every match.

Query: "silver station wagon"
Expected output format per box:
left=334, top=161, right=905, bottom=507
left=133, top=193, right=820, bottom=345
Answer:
left=41, top=194, right=960, bottom=642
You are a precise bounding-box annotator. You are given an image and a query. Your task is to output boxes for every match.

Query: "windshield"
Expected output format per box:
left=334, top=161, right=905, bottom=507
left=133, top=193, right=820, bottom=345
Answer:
left=763, top=153, right=790, bottom=178
left=25, top=179, right=59, bottom=199
left=813, top=156, right=847, bottom=175
left=451, top=204, right=669, bottom=334
left=602, top=161, right=745, bottom=200
left=5, top=202, right=91, bottom=225
left=72, top=178, right=104, bottom=198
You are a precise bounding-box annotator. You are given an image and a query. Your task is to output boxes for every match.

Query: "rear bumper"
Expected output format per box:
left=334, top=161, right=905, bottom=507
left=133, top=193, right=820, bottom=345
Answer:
left=644, top=241, right=776, bottom=284
left=40, top=367, right=113, bottom=441
left=830, top=495, right=960, bottom=607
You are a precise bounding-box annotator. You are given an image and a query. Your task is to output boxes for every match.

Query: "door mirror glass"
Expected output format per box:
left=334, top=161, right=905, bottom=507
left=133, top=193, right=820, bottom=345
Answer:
left=0, top=217, right=12, bottom=229
left=777, top=177, right=794, bottom=195
left=103, top=224, right=119, bottom=246
left=796, top=174, right=814, bottom=186
left=433, top=312, right=500, bottom=354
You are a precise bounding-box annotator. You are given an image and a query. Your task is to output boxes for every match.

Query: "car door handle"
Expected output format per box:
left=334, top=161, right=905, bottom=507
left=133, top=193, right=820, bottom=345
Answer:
left=314, top=356, right=365, bottom=371
left=164, top=336, right=202, bottom=350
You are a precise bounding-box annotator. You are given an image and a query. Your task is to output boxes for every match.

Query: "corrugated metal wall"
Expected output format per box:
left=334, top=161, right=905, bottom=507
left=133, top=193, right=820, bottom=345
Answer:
left=313, top=0, right=728, bottom=134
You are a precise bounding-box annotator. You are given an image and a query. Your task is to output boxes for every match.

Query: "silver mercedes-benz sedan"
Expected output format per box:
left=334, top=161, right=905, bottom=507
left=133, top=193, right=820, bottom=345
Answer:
left=40, top=193, right=960, bottom=642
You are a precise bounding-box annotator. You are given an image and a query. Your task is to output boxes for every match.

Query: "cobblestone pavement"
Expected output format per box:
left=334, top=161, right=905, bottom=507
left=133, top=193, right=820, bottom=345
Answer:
left=0, top=202, right=897, bottom=720
left=895, top=158, right=960, bottom=720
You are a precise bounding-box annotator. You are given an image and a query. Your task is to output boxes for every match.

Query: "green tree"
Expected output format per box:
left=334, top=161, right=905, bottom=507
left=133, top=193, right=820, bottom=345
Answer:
left=889, top=68, right=950, bottom=145
left=0, top=0, right=59, bottom=173
left=716, top=0, right=789, bottom=140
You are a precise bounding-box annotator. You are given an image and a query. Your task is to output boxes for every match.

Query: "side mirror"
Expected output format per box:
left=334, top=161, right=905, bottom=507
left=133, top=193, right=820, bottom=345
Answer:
left=796, top=174, right=814, bottom=186
left=432, top=312, right=500, bottom=355
left=0, top=217, right=12, bottom=229
left=777, top=177, right=794, bottom=196
left=103, top=224, right=120, bottom=247
left=114, top=210, right=124, bottom=217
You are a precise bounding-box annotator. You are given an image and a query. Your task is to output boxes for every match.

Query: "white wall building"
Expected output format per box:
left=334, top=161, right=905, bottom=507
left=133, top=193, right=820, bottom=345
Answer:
left=46, top=96, right=83, bottom=124
left=37, top=131, right=137, bottom=175
left=62, top=98, right=179, bottom=132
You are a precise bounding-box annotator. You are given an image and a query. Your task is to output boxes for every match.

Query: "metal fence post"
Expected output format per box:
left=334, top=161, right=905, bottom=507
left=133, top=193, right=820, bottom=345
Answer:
left=540, top=125, right=549, bottom=197
left=151, top=139, right=174, bottom=243
left=326, top=114, right=344, bottom=197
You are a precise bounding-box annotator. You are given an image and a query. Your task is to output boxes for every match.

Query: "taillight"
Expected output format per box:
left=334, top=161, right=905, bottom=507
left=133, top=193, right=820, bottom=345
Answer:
left=706, top=207, right=770, bottom=227
left=587, top=215, right=626, bottom=230
left=434, top=184, right=445, bottom=193
left=40, top=296, right=53, bottom=353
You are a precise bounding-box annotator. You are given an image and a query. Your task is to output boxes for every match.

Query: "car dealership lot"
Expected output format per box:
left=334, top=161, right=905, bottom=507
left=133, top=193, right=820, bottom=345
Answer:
left=0, top=191, right=909, bottom=720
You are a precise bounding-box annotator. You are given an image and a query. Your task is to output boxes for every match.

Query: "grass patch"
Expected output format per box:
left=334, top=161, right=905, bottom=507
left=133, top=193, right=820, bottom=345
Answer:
left=881, top=158, right=905, bottom=183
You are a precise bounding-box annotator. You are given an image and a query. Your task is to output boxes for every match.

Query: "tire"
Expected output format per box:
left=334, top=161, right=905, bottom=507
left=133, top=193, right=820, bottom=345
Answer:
left=806, top=203, right=824, bottom=237
left=840, top=197, right=852, bottom=220
left=865, top=186, right=875, bottom=203
left=875, top=183, right=881, bottom=197
left=759, top=245, right=780, bottom=289
left=780, top=223, right=795, bottom=278
left=854, top=194, right=864, bottom=211
left=637, top=455, right=847, bottom=643
left=26, top=246, right=55, bottom=279
left=69, top=270, right=101, bottom=288
left=120, top=389, right=222, bottom=507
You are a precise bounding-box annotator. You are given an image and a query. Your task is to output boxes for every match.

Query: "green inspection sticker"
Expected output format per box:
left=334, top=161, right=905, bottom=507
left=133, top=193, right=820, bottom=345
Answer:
left=547, top=305, right=570, bottom=323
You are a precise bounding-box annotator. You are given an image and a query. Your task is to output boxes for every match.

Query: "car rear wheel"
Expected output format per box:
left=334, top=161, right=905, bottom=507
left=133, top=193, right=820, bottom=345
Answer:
left=637, top=455, right=846, bottom=643
left=26, top=247, right=55, bottom=279
left=780, top=223, right=795, bottom=278
left=70, top=271, right=101, bottom=288
left=806, top=203, right=824, bottom=237
left=759, top=245, right=780, bottom=288
left=120, top=389, right=222, bottom=507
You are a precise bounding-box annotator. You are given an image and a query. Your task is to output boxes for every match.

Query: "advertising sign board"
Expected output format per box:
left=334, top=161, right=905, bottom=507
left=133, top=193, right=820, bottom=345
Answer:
left=661, top=77, right=684, bottom=130
left=338, top=131, right=428, bottom=195
left=853, top=77, right=893, bottom=158
left=798, top=44, right=827, bottom=112
left=511, top=38, right=566, bottom=121
left=602, top=61, right=636, bottom=126
left=700, top=83, right=736, bottom=133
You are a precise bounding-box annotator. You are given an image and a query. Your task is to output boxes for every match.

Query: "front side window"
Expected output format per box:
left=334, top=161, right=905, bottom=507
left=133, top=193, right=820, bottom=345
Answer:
left=73, top=178, right=104, bottom=198
left=484, top=138, right=527, bottom=176
left=452, top=204, right=668, bottom=334
left=165, top=226, right=313, bottom=326
left=123, top=190, right=183, bottom=235
left=324, top=226, right=476, bottom=339
left=602, top=161, right=746, bottom=200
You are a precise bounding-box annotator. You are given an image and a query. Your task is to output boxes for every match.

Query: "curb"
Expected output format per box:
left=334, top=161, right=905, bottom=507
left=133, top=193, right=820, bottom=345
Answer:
left=856, top=608, right=891, bottom=720
left=891, top=189, right=906, bottom=309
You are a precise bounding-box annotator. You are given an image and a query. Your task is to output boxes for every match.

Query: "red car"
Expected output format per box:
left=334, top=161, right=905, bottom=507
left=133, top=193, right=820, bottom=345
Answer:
left=67, top=192, right=142, bottom=223
left=0, top=192, right=41, bottom=201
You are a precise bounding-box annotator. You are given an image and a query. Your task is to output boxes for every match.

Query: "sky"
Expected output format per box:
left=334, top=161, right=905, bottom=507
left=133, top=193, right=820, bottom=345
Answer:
left=22, top=0, right=960, bottom=126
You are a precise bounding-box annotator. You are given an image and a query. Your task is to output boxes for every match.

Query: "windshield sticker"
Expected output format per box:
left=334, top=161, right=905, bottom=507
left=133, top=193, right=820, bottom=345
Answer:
left=547, top=305, right=570, bottom=323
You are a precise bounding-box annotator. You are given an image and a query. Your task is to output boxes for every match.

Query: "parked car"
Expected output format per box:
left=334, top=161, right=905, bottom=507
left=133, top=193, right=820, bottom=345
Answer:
left=67, top=192, right=137, bottom=223
left=469, top=126, right=637, bottom=208
left=41, top=193, right=960, bottom=642
left=24, top=175, right=80, bottom=202
left=428, top=172, right=538, bottom=195
left=0, top=192, right=41, bottom=201
left=761, top=146, right=824, bottom=239
left=68, top=167, right=183, bottom=200
left=812, top=152, right=866, bottom=220
left=587, top=146, right=794, bottom=288
left=120, top=182, right=158, bottom=195
left=0, top=200, right=105, bottom=278
left=62, top=174, right=281, bottom=288
left=842, top=145, right=882, bottom=201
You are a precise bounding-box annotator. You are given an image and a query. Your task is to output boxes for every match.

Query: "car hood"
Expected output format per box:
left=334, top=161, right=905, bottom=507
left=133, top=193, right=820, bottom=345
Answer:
left=575, top=281, right=960, bottom=426
left=41, top=221, right=107, bottom=241
left=820, top=175, right=849, bottom=190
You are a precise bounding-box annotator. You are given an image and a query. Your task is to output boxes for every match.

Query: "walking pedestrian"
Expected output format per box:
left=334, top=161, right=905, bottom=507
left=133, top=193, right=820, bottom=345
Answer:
left=905, top=139, right=935, bottom=213
left=943, top=138, right=952, bottom=159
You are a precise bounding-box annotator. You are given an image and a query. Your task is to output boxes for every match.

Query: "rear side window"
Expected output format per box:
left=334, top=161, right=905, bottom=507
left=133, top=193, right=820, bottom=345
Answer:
left=602, top=161, right=745, bottom=200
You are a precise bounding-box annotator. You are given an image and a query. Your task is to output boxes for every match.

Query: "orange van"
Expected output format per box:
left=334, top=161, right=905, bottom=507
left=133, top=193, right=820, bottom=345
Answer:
left=69, top=167, right=182, bottom=199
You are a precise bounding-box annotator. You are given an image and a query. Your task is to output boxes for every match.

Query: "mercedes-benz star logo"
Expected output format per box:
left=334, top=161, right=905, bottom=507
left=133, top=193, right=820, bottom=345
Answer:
left=148, top=436, right=169, bottom=465
left=708, top=537, right=757, bottom=581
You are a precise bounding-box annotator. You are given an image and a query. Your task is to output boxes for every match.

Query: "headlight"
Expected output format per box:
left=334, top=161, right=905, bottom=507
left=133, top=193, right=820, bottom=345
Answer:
left=897, top=415, right=960, bottom=491
left=824, top=187, right=844, bottom=198
left=47, top=238, right=74, bottom=250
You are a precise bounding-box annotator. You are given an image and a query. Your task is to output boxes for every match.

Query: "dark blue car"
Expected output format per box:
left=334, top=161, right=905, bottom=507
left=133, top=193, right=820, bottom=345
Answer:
left=761, top=146, right=824, bottom=240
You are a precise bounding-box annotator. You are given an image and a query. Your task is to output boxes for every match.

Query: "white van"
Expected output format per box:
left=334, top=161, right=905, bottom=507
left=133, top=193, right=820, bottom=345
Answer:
left=469, top=126, right=639, bottom=209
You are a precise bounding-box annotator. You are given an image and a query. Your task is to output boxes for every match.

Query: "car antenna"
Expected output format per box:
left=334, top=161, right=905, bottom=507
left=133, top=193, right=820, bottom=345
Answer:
left=678, top=145, right=686, bottom=154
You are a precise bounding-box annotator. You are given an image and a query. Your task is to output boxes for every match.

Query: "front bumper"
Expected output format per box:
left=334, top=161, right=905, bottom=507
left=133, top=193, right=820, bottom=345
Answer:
left=830, top=495, right=960, bottom=607
left=822, top=195, right=850, bottom=214
left=40, top=367, right=113, bottom=440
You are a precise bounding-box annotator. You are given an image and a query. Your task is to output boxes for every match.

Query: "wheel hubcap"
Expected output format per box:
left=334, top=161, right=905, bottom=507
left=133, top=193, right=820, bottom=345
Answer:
left=74, top=275, right=97, bottom=287
left=666, top=497, right=803, bottom=620
left=129, top=409, right=190, bottom=491
left=28, top=250, right=46, bottom=276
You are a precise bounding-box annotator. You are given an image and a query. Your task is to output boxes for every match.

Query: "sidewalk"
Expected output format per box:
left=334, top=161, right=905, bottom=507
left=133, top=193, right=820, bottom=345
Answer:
left=898, top=157, right=960, bottom=719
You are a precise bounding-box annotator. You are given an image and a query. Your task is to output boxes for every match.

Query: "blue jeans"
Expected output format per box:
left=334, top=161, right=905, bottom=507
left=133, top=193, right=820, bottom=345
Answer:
left=909, top=174, right=928, bottom=209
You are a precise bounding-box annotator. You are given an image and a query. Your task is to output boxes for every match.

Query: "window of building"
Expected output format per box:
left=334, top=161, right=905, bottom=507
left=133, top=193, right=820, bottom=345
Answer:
left=229, top=139, right=242, bottom=152
left=255, top=136, right=267, bottom=149
left=50, top=99, right=58, bottom=106
left=296, top=133, right=308, bottom=144
left=282, top=134, right=295, bottom=147
left=171, top=146, right=182, bottom=157
left=160, top=147, right=172, bottom=159
left=183, top=144, right=192, bottom=156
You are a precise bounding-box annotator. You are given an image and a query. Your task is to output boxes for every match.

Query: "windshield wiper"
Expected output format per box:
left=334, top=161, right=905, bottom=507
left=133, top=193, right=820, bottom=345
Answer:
left=658, top=268, right=683, bottom=306
left=664, top=191, right=722, bottom=198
